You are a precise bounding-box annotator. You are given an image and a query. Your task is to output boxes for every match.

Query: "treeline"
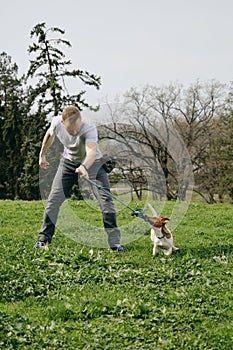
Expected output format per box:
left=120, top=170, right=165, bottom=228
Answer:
left=0, top=23, right=232, bottom=203
left=99, top=82, right=233, bottom=204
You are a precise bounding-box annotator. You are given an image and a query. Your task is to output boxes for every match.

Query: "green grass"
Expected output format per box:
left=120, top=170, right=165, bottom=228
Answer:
left=0, top=200, right=232, bottom=349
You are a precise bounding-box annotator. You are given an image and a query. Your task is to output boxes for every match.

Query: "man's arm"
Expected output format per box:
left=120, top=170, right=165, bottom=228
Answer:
left=39, top=128, right=55, bottom=169
left=75, top=141, right=97, bottom=178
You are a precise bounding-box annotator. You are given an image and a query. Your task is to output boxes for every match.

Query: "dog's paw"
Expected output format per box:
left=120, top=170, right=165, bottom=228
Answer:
left=163, top=250, right=172, bottom=256
left=172, top=246, right=180, bottom=251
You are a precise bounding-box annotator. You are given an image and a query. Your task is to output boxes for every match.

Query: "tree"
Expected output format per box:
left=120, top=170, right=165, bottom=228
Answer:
left=0, top=52, right=25, bottom=199
left=18, top=22, right=102, bottom=200
left=172, top=80, right=227, bottom=203
left=26, top=22, right=101, bottom=115
left=98, top=82, right=232, bottom=203
left=98, top=85, right=188, bottom=201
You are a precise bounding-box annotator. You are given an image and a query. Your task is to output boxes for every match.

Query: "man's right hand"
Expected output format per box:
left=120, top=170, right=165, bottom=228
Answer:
left=39, top=155, right=49, bottom=169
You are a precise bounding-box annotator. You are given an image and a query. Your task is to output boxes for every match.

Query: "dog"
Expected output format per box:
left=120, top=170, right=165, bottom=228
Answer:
left=146, top=203, right=179, bottom=256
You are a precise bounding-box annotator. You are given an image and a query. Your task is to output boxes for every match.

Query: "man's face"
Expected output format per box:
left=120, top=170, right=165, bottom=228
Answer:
left=62, top=116, right=81, bottom=136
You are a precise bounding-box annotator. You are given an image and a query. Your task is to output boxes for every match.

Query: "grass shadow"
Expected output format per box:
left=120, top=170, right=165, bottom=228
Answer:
left=178, top=243, right=233, bottom=259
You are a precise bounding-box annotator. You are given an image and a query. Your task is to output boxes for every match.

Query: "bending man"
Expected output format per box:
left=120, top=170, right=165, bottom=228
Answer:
left=34, top=106, right=125, bottom=252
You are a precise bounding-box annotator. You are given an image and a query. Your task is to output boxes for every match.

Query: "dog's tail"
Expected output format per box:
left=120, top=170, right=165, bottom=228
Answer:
left=147, top=203, right=158, bottom=217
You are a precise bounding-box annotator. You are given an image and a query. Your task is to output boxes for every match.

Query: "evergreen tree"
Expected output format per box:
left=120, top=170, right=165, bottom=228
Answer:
left=0, top=52, right=25, bottom=199
left=26, top=22, right=101, bottom=115
left=18, top=22, right=101, bottom=199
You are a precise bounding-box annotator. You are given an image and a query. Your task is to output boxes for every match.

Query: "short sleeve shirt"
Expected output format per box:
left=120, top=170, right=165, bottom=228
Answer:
left=50, top=115, right=102, bottom=163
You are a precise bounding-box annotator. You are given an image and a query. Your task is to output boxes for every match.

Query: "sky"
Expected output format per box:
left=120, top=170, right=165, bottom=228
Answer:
left=1, top=0, right=233, bottom=105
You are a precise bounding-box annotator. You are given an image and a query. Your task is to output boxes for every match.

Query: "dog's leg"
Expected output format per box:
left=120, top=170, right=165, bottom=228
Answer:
left=158, top=241, right=172, bottom=255
left=150, top=230, right=155, bottom=242
left=163, top=249, right=172, bottom=256
left=172, top=246, right=180, bottom=251
left=153, top=244, right=158, bottom=255
left=159, top=241, right=170, bottom=249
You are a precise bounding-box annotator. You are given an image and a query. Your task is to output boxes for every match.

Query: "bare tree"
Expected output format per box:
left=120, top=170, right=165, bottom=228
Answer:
left=172, top=80, right=227, bottom=203
left=98, top=85, right=188, bottom=201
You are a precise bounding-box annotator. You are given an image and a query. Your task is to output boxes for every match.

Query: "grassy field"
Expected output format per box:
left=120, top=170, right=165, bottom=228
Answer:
left=0, top=200, right=232, bottom=349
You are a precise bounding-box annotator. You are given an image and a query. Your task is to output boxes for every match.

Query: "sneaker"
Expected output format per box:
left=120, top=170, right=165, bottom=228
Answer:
left=110, top=244, right=126, bottom=252
left=33, top=241, right=45, bottom=249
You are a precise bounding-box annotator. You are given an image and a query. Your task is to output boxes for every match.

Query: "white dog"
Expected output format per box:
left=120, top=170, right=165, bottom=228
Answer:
left=146, top=204, right=179, bottom=256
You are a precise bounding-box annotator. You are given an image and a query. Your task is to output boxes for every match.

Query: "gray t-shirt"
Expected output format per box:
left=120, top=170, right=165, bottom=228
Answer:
left=50, top=115, right=102, bottom=163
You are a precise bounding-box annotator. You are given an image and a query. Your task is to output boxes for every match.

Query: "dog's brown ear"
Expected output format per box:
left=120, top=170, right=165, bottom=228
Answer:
left=161, top=217, right=170, bottom=223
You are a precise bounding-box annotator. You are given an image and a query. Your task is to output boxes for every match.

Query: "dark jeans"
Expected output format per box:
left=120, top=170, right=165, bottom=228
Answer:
left=38, top=158, right=121, bottom=248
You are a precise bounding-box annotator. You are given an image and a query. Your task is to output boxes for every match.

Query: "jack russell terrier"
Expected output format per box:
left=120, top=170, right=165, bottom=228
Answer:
left=146, top=203, right=179, bottom=256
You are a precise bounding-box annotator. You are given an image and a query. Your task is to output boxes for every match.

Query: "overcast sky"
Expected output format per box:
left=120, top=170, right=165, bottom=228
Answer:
left=1, top=0, right=233, bottom=105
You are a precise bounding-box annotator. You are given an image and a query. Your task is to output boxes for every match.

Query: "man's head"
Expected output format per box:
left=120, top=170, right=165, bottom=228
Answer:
left=61, top=106, right=81, bottom=136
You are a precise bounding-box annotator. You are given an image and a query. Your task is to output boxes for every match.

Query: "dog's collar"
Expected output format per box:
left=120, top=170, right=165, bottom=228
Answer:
left=157, top=234, right=166, bottom=240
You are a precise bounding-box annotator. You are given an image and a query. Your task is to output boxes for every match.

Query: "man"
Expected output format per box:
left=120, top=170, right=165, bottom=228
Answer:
left=34, top=106, right=125, bottom=252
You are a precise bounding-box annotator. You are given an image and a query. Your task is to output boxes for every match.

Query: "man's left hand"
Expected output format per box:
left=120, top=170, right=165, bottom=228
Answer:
left=75, top=164, right=89, bottom=178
